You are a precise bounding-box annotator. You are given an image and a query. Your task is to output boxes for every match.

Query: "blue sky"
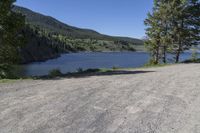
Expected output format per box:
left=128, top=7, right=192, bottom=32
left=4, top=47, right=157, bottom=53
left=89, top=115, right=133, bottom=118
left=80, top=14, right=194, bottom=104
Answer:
left=15, top=0, right=153, bottom=39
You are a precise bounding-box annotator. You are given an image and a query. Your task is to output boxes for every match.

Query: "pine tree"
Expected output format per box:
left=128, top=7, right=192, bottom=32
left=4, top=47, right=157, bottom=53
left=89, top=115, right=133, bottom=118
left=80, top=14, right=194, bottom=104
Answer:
left=186, top=0, right=200, bottom=48
left=0, top=0, right=25, bottom=64
left=145, top=0, right=166, bottom=64
left=145, top=0, right=200, bottom=64
left=144, top=12, right=162, bottom=64
left=0, top=0, right=25, bottom=78
left=170, top=0, right=200, bottom=63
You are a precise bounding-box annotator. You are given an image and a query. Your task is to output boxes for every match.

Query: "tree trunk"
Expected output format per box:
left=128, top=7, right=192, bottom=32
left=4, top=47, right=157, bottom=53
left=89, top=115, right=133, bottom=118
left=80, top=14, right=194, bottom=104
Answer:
left=155, top=47, right=159, bottom=64
left=155, top=40, right=160, bottom=64
left=175, top=19, right=184, bottom=63
left=175, top=40, right=182, bottom=63
left=175, top=50, right=180, bottom=63
left=163, top=46, right=166, bottom=63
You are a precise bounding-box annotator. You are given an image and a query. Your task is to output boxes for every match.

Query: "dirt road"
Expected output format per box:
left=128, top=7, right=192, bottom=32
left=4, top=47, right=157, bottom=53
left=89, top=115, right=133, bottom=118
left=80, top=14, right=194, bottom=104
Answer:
left=0, top=64, right=200, bottom=133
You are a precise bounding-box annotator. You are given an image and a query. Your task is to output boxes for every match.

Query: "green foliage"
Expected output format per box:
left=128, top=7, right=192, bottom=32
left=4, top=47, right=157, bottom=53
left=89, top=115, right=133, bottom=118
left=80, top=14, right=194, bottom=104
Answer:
left=48, top=69, right=62, bottom=77
left=0, top=0, right=26, bottom=65
left=15, top=4, right=142, bottom=44
left=183, top=58, right=200, bottom=63
left=112, top=66, right=120, bottom=70
left=145, top=0, right=200, bottom=64
left=191, top=48, right=198, bottom=61
left=0, top=79, right=18, bottom=84
left=0, top=0, right=26, bottom=79
left=0, top=64, right=18, bottom=79
left=145, top=59, right=160, bottom=66
left=84, top=68, right=101, bottom=73
left=74, top=68, right=102, bottom=74
left=13, top=6, right=144, bottom=54
left=77, top=68, right=84, bottom=73
left=25, top=26, right=138, bottom=52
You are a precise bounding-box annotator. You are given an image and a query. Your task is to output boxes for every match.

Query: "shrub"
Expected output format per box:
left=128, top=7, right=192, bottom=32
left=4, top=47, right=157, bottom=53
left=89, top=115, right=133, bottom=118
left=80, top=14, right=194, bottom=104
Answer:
left=191, top=49, right=198, bottom=62
left=144, top=59, right=159, bottom=67
left=112, top=66, right=119, bottom=70
left=85, top=68, right=101, bottom=73
left=183, top=58, right=200, bottom=63
left=48, top=69, right=62, bottom=77
left=0, top=64, right=18, bottom=79
left=77, top=68, right=83, bottom=73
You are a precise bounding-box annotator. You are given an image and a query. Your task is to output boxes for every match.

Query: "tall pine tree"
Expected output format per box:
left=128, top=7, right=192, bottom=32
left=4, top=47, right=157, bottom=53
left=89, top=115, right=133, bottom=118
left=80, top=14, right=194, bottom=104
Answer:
left=145, top=0, right=200, bottom=64
left=0, top=0, right=25, bottom=78
left=0, top=0, right=25, bottom=64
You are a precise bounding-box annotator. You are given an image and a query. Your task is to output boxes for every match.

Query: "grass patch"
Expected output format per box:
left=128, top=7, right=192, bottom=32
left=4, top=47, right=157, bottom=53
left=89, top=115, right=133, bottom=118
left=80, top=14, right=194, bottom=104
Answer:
left=48, top=69, right=63, bottom=78
left=0, top=79, right=19, bottom=84
left=66, top=68, right=112, bottom=76
left=182, top=58, right=200, bottom=63
left=112, top=66, right=120, bottom=70
left=0, top=78, right=34, bottom=84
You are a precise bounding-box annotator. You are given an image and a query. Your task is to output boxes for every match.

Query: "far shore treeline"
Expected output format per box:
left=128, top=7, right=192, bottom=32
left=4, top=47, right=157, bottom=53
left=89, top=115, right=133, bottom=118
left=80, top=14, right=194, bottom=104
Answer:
left=145, top=0, right=200, bottom=64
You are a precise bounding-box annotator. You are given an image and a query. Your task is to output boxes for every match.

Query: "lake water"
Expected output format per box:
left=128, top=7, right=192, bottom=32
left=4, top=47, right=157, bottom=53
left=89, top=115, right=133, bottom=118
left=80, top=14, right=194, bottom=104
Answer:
left=19, top=52, right=197, bottom=76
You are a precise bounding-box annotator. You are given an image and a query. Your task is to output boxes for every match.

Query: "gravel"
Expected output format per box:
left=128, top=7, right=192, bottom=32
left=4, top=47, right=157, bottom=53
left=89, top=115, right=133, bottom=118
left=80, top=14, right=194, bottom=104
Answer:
left=0, top=64, right=200, bottom=133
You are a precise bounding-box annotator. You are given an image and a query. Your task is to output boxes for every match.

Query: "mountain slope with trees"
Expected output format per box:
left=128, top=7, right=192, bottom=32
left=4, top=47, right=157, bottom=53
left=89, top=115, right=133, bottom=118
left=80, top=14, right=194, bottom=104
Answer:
left=13, top=6, right=144, bottom=63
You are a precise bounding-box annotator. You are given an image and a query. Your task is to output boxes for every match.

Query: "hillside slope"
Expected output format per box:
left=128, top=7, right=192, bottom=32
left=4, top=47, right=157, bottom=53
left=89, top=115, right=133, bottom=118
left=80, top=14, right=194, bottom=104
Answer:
left=13, top=6, right=144, bottom=63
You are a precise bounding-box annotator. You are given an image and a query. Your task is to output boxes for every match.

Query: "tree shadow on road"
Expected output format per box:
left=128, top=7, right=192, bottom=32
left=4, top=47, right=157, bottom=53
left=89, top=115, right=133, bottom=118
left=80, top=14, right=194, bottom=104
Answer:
left=36, top=69, right=155, bottom=80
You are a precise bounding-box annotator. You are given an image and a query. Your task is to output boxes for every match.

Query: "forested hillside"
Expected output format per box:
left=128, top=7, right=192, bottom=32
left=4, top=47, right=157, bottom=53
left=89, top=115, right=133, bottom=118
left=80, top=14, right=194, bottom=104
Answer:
left=13, top=6, right=144, bottom=63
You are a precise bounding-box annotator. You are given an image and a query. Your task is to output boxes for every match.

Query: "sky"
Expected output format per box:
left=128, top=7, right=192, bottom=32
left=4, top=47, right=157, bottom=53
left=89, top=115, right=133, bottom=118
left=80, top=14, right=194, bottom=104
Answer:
left=15, top=0, right=154, bottom=39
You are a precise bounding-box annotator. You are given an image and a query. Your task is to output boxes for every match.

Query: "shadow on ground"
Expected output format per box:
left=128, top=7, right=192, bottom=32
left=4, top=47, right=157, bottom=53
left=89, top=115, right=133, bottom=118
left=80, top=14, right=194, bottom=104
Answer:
left=36, top=70, right=155, bottom=80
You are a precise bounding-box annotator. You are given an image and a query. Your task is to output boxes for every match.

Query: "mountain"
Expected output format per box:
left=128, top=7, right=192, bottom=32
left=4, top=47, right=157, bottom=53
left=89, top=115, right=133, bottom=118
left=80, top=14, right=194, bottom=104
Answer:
left=13, top=6, right=144, bottom=63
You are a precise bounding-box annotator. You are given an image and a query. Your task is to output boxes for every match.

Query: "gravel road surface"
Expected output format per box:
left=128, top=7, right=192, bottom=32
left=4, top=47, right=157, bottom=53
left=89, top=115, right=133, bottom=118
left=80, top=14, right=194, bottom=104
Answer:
left=0, top=64, right=200, bottom=133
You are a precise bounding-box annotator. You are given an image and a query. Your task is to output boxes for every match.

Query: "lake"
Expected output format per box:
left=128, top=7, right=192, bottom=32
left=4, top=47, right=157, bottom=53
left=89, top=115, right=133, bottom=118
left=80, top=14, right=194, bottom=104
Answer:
left=19, top=52, right=197, bottom=76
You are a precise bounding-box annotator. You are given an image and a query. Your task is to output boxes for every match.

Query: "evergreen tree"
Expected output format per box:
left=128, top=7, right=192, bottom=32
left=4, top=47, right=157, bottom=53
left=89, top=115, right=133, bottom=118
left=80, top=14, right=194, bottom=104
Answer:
left=170, top=0, right=200, bottom=62
left=145, top=12, right=161, bottom=64
left=144, top=1, right=163, bottom=64
left=186, top=0, right=200, bottom=48
left=0, top=0, right=25, bottom=78
left=145, top=0, right=200, bottom=64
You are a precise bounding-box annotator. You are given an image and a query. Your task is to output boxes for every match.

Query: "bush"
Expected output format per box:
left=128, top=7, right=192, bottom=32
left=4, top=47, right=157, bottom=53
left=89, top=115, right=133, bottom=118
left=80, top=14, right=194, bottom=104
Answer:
left=191, top=49, right=198, bottom=62
left=0, top=64, right=18, bottom=79
left=112, top=66, right=119, bottom=70
left=48, top=69, right=62, bottom=77
left=85, top=68, right=101, bottom=73
left=183, top=58, right=200, bottom=63
left=144, top=59, right=159, bottom=67
left=77, top=68, right=83, bottom=73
